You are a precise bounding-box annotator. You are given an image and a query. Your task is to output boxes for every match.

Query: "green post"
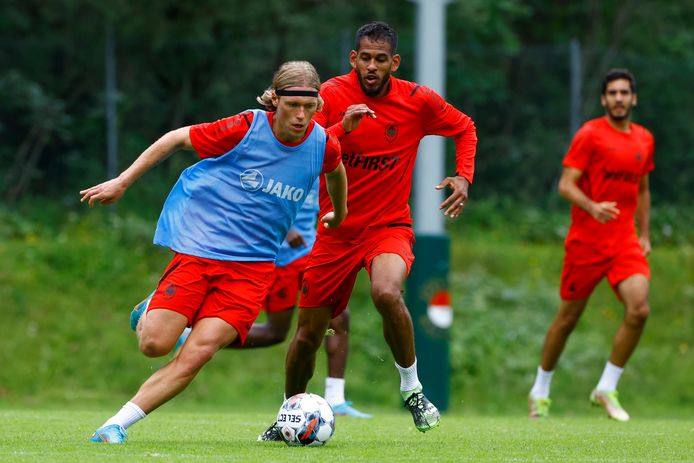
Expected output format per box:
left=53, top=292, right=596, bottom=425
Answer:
left=406, top=234, right=451, bottom=411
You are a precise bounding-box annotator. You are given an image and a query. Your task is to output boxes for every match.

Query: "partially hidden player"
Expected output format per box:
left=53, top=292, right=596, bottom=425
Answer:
left=260, top=21, right=477, bottom=440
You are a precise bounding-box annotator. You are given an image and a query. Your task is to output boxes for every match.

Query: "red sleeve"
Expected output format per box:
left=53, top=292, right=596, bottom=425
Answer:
left=563, top=125, right=594, bottom=170
left=189, top=111, right=254, bottom=159
left=643, top=131, right=655, bottom=175
left=420, top=86, right=477, bottom=183
left=321, top=131, right=342, bottom=174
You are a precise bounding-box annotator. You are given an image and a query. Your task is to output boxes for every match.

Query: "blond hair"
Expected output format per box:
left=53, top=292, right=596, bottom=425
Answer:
left=257, top=61, right=324, bottom=111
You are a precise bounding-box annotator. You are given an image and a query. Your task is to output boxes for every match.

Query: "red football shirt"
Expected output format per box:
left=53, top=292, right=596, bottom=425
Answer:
left=189, top=111, right=341, bottom=174
left=316, top=70, right=477, bottom=239
left=563, top=116, right=655, bottom=250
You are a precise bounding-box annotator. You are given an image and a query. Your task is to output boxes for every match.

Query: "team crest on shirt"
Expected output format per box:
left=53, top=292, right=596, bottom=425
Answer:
left=385, top=123, right=398, bottom=143
left=240, top=169, right=264, bottom=191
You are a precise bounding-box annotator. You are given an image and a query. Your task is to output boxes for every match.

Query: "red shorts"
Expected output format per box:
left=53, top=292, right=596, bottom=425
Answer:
left=560, top=237, right=650, bottom=300
left=299, top=226, right=415, bottom=317
left=265, top=254, right=310, bottom=313
left=148, top=253, right=275, bottom=344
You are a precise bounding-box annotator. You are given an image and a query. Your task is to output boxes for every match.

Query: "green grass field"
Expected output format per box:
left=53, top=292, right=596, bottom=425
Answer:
left=0, top=408, right=692, bottom=462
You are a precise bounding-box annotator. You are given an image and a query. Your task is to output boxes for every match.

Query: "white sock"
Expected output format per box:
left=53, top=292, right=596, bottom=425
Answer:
left=596, top=361, right=624, bottom=392
left=395, top=359, right=420, bottom=392
left=103, top=401, right=146, bottom=430
left=325, top=377, right=346, bottom=406
left=530, top=366, right=554, bottom=399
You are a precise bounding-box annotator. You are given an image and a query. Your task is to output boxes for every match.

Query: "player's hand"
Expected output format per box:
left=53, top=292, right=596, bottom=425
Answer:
left=79, top=177, right=128, bottom=207
left=435, top=176, right=470, bottom=218
left=285, top=229, right=307, bottom=248
left=341, top=104, right=376, bottom=133
left=320, top=211, right=344, bottom=229
left=589, top=201, right=620, bottom=224
left=639, top=235, right=652, bottom=256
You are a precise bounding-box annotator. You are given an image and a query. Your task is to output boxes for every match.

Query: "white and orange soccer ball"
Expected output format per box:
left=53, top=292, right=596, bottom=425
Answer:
left=276, top=393, right=335, bottom=447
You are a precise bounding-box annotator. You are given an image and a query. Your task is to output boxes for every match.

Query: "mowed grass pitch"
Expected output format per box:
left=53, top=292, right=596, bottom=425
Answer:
left=0, top=408, right=692, bottom=462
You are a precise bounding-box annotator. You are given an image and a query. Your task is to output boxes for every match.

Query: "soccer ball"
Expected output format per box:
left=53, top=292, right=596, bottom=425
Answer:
left=276, top=393, right=335, bottom=447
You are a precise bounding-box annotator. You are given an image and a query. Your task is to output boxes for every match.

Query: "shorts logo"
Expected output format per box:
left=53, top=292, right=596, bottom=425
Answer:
left=240, top=169, right=264, bottom=191
left=278, top=288, right=287, bottom=299
left=635, top=151, right=643, bottom=161
left=165, top=283, right=176, bottom=298
left=385, top=123, right=398, bottom=143
left=301, top=282, right=309, bottom=296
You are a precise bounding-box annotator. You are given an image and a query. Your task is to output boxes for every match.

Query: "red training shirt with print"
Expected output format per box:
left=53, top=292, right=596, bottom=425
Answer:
left=314, top=70, right=477, bottom=239
left=563, top=116, right=654, bottom=251
left=189, top=111, right=341, bottom=174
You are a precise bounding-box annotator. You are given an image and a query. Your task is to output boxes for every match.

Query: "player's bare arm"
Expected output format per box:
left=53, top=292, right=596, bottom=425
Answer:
left=80, top=127, right=193, bottom=207
left=636, top=174, right=652, bottom=256
left=558, top=167, right=620, bottom=224
left=436, top=175, right=470, bottom=218
left=341, top=104, right=376, bottom=133
left=321, top=162, right=348, bottom=229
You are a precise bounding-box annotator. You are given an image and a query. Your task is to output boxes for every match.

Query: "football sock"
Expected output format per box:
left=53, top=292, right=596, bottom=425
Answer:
left=103, top=401, right=146, bottom=430
left=395, top=359, right=421, bottom=399
left=325, top=377, right=346, bottom=405
left=530, top=366, right=554, bottom=399
left=596, top=361, right=624, bottom=392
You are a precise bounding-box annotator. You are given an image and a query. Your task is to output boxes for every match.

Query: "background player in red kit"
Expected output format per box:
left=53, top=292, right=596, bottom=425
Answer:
left=259, top=21, right=477, bottom=439
left=528, top=69, right=654, bottom=421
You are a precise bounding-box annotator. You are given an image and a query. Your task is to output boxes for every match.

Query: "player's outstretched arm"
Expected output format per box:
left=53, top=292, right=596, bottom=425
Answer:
left=558, top=167, right=620, bottom=223
left=321, top=162, right=348, bottom=229
left=636, top=174, right=651, bottom=255
left=80, top=127, right=193, bottom=207
left=436, top=175, right=470, bottom=218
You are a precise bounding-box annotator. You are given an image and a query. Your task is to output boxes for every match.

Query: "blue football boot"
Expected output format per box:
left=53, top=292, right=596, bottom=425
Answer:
left=130, top=292, right=154, bottom=332
left=331, top=401, right=372, bottom=418
left=90, top=424, right=127, bottom=443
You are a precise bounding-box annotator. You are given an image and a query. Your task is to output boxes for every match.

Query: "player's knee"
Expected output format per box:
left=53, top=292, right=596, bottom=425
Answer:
left=555, top=312, right=581, bottom=333
left=371, top=285, right=402, bottom=311
left=626, top=301, right=650, bottom=326
left=294, top=327, right=323, bottom=352
left=138, top=337, right=171, bottom=358
left=176, top=344, right=217, bottom=374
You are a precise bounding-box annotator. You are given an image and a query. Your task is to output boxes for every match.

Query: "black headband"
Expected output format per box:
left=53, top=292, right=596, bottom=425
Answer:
left=275, top=89, right=319, bottom=97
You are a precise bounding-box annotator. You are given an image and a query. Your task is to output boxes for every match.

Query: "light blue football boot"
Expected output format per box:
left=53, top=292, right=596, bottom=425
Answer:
left=130, top=292, right=154, bottom=332
left=90, top=424, right=127, bottom=443
left=174, top=327, right=192, bottom=353
left=331, top=401, right=372, bottom=418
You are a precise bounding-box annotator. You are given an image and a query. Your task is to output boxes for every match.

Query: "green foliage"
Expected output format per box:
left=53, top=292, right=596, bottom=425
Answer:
left=0, top=209, right=691, bottom=416
left=1, top=410, right=693, bottom=462
left=1, top=0, right=693, bottom=206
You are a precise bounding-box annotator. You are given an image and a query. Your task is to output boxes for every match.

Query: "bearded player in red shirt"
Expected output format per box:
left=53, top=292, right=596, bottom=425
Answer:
left=259, top=22, right=477, bottom=440
left=528, top=69, right=654, bottom=422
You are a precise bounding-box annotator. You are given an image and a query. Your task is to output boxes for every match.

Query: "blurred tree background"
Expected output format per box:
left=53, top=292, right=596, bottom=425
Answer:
left=1, top=0, right=692, bottom=214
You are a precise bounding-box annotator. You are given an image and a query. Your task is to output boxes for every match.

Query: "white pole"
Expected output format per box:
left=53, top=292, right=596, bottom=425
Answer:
left=410, top=0, right=451, bottom=235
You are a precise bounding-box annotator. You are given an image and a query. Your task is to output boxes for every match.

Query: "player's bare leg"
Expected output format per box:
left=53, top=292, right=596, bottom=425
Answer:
left=138, top=308, right=189, bottom=357
left=284, top=306, right=333, bottom=396
left=369, top=253, right=415, bottom=367
left=325, top=310, right=349, bottom=378
left=370, top=252, right=439, bottom=431
left=132, top=317, right=238, bottom=413
left=529, top=298, right=588, bottom=418
left=610, top=274, right=650, bottom=366
left=324, top=310, right=372, bottom=418
left=92, top=317, right=237, bottom=443
left=240, top=309, right=294, bottom=348
left=540, top=299, right=589, bottom=371
left=591, top=274, right=649, bottom=421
